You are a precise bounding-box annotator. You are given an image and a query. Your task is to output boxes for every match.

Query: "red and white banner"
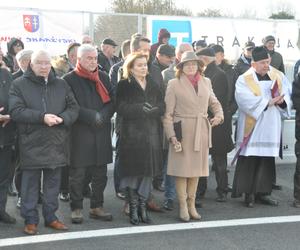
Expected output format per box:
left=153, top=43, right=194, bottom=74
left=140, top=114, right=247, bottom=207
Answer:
left=0, top=9, right=84, bottom=56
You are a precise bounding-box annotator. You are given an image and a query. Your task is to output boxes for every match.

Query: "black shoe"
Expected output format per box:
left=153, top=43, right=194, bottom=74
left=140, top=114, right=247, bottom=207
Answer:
left=7, top=184, right=17, bottom=197
left=163, top=199, right=174, bottom=211
left=16, top=197, right=21, bottom=209
left=0, top=212, right=16, bottom=224
left=216, top=193, right=227, bottom=202
left=127, top=188, right=139, bottom=225
left=138, top=197, right=151, bottom=224
left=245, top=193, right=254, bottom=208
left=272, top=183, right=282, bottom=190
left=59, top=192, right=70, bottom=202
left=293, top=199, right=300, bottom=208
left=257, top=195, right=279, bottom=206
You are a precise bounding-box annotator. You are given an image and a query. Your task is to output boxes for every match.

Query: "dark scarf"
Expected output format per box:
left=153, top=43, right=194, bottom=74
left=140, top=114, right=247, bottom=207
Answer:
left=75, top=63, right=110, bottom=103
left=186, top=72, right=201, bottom=92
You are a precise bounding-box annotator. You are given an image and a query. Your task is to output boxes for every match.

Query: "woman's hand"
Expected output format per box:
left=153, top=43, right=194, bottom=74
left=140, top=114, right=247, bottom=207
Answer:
left=170, top=136, right=178, bottom=145
left=210, top=117, right=222, bottom=127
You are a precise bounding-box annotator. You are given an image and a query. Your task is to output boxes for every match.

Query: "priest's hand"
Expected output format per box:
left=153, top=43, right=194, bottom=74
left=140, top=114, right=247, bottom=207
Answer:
left=268, top=94, right=284, bottom=107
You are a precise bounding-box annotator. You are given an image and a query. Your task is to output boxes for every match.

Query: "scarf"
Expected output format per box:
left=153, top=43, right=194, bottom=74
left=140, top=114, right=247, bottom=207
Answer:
left=74, top=63, right=110, bottom=103
left=186, top=73, right=201, bottom=92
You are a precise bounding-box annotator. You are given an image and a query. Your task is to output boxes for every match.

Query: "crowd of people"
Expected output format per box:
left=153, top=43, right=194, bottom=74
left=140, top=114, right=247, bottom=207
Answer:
left=0, top=28, right=299, bottom=235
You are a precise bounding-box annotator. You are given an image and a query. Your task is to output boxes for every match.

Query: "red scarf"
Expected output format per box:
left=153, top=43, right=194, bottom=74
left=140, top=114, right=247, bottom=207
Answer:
left=74, top=63, right=111, bottom=103
left=187, top=73, right=201, bottom=90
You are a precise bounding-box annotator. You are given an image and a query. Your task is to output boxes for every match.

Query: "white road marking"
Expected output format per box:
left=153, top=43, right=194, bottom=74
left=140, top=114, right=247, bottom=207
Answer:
left=1, top=215, right=300, bottom=247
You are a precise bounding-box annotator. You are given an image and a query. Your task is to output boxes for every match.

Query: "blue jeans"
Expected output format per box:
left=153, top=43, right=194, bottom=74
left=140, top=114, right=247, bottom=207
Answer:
left=163, top=149, right=176, bottom=200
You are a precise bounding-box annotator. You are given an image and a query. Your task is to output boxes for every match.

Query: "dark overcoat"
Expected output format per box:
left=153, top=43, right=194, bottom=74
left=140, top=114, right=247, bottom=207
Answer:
left=205, top=62, right=234, bottom=155
left=116, top=75, right=165, bottom=177
left=63, top=70, right=115, bottom=168
left=9, top=67, right=79, bottom=169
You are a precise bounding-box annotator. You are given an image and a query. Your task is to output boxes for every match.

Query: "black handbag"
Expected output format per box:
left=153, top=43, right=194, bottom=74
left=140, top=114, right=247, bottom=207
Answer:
left=173, top=121, right=182, bottom=142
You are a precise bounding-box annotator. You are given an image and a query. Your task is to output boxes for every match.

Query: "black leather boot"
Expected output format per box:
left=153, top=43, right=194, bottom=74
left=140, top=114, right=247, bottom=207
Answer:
left=127, top=188, right=139, bottom=225
left=138, top=196, right=151, bottom=224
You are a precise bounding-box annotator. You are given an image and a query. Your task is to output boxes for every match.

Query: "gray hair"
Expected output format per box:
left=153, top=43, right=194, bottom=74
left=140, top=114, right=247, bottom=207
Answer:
left=16, top=49, right=33, bottom=63
left=31, top=50, right=51, bottom=63
left=176, top=43, right=193, bottom=54
left=77, top=44, right=97, bottom=58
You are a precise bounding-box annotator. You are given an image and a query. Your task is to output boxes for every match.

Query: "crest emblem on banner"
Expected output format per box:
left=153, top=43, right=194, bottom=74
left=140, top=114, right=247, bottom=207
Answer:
left=23, top=15, right=39, bottom=32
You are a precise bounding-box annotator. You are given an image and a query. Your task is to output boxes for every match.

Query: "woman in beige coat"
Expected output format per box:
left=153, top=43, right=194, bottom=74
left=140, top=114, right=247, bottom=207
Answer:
left=163, top=51, right=224, bottom=222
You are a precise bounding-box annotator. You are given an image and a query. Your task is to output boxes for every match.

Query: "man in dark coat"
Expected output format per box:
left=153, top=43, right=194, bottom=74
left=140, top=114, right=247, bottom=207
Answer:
left=9, top=50, right=79, bottom=235
left=263, top=35, right=285, bottom=73
left=196, top=48, right=234, bottom=202
left=63, top=44, right=115, bottom=224
left=3, top=38, right=24, bottom=73
left=0, top=50, right=17, bottom=224
left=234, top=41, right=255, bottom=78
left=97, top=38, right=121, bottom=74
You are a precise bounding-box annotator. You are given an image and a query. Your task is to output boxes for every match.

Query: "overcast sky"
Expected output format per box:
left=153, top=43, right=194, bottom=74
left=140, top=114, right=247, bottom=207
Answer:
left=1, top=0, right=300, bottom=19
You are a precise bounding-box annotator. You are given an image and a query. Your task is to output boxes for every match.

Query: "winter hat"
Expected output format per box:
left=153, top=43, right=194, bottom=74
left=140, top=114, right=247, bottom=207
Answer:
left=262, top=35, right=275, bottom=45
left=176, top=51, right=200, bottom=68
left=157, top=44, right=175, bottom=57
left=196, top=48, right=215, bottom=57
left=252, top=46, right=269, bottom=62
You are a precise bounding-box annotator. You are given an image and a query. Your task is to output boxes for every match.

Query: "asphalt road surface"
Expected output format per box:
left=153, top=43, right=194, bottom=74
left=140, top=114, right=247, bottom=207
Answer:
left=1, top=158, right=300, bottom=250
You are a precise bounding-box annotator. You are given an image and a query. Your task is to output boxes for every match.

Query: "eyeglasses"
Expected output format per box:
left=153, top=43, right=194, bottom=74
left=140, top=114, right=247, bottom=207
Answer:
left=246, top=47, right=254, bottom=51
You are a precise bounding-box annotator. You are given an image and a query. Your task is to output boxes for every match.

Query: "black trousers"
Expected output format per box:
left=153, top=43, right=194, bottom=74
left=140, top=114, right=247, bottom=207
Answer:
left=196, top=153, right=228, bottom=197
left=113, top=136, right=121, bottom=193
left=0, top=146, right=13, bottom=213
left=294, top=155, right=300, bottom=201
left=60, top=165, right=69, bottom=194
left=231, top=156, right=274, bottom=197
left=69, top=165, right=108, bottom=210
left=212, top=152, right=228, bottom=195
left=20, top=167, right=61, bottom=225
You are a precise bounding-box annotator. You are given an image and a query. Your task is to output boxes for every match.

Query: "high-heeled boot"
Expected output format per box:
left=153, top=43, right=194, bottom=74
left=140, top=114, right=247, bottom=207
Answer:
left=127, top=188, right=139, bottom=225
left=187, top=177, right=201, bottom=220
left=138, top=196, right=151, bottom=224
left=175, top=177, right=190, bottom=222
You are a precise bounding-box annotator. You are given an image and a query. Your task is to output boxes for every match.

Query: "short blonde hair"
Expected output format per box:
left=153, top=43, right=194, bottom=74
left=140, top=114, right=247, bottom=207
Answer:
left=122, top=53, right=148, bottom=79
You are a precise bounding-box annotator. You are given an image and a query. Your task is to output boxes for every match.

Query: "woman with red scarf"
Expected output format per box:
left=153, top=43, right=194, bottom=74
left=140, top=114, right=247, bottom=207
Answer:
left=163, top=51, right=223, bottom=222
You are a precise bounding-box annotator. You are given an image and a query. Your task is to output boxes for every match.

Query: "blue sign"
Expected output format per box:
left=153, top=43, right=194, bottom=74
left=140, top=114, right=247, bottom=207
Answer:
left=151, top=20, right=192, bottom=47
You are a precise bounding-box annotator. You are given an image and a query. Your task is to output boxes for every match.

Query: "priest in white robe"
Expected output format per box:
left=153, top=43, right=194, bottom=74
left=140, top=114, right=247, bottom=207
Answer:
left=231, top=46, right=291, bottom=208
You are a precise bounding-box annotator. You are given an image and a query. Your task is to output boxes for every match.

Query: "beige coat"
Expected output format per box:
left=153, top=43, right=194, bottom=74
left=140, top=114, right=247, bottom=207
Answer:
left=163, top=75, right=223, bottom=177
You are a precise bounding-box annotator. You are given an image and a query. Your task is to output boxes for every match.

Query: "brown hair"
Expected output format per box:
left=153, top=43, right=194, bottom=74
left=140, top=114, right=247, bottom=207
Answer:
left=122, top=53, right=148, bottom=79
left=175, top=59, right=205, bottom=79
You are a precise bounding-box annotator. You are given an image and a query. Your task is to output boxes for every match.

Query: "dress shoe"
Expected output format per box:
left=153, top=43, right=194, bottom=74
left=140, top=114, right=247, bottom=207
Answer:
left=116, top=192, right=126, bottom=200
left=147, top=199, right=164, bottom=212
left=216, top=193, right=227, bottom=202
left=163, top=199, right=174, bottom=211
left=272, top=183, right=282, bottom=190
left=245, top=193, right=254, bottom=208
left=89, top=207, right=113, bottom=221
left=59, top=192, right=70, bottom=202
left=256, top=195, right=279, bottom=206
left=24, top=224, right=38, bottom=235
left=0, top=211, right=16, bottom=224
left=71, top=209, right=83, bottom=224
left=46, top=220, right=68, bottom=230
left=293, top=199, right=300, bottom=208
left=16, top=197, right=21, bottom=209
